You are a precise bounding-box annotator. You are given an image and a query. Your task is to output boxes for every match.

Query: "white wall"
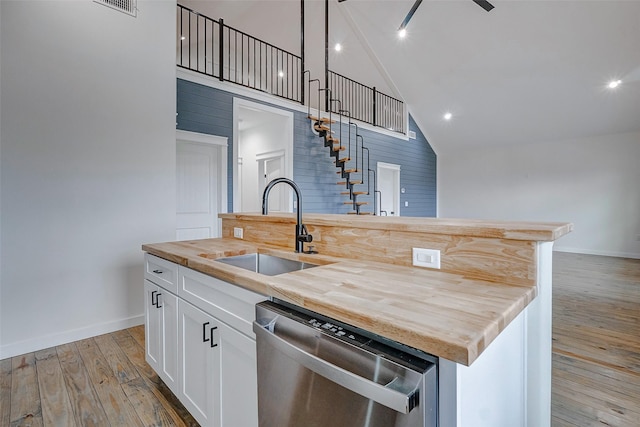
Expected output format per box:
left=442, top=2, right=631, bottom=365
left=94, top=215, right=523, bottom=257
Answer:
left=0, top=0, right=177, bottom=358
left=438, top=131, right=640, bottom=258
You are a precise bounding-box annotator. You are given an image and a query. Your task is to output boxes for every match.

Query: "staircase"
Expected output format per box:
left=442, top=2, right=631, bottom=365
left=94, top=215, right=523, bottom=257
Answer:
left=306, top=77, right=379, bottom=215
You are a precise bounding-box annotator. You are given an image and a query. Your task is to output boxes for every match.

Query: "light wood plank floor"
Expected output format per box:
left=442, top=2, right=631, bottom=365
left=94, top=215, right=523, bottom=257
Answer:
left=552, top=252, right=640, bottom=427
left=0, top=326, right=199, bottom=427
left=0, top=252, right=637, bottom=426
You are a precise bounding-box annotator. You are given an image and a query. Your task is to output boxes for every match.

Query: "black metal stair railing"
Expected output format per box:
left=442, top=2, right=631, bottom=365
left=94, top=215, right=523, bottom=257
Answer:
left=327, top=70, right=405, bottom=134
left=177, top=4, right=303, bottom=103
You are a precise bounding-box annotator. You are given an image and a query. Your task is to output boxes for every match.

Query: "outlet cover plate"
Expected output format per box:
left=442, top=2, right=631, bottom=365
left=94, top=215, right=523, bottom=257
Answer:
left=233, top=227, right=243, bottom=239
left=413, top=248, right=441, bottom=269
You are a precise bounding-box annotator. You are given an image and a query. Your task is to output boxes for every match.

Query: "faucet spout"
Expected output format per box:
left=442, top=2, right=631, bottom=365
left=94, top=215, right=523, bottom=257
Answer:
left=262, top=178, right=312, bottom=253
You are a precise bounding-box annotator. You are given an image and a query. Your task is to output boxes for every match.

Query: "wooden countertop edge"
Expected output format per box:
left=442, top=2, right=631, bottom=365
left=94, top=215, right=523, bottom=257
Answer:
left=143, top=238, right=538, bottom=366
left=219, top=213, right=573, bottom=242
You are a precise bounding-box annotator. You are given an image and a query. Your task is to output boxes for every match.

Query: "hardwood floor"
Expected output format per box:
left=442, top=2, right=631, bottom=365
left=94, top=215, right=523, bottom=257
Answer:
left=0, top=326, right=199, bottom=427
left=0, top=252, right=637, bottom=426
left=552, top=252, right=640, bottom=427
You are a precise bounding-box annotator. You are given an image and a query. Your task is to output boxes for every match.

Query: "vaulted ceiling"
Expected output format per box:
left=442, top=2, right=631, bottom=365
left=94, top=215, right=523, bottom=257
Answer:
left=181, top=0, right=640, bottom=154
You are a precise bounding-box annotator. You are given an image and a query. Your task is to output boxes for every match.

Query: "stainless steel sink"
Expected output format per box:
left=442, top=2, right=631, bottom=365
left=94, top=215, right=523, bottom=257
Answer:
left=214, top=253, right=319, bottom=276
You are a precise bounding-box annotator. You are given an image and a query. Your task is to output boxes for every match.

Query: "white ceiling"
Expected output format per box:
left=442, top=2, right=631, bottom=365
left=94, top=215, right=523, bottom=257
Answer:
left=182, top=0, right=640, bottom=154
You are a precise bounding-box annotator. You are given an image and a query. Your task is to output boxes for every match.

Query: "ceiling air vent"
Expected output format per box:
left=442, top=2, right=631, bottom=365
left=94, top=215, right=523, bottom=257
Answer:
left=408, top=130, right=417, bottom=140
left=94, top=0, right=137, bottom=17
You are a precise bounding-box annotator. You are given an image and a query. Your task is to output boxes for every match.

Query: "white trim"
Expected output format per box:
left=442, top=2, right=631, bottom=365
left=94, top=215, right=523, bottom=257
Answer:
left=177, top=67, right=408, bottom=141
left=176, top=129, right=227, bottom=146
left=256, top=149, right=286, bottom=162
left=553, top=246, right=640, bottom=260
left=0, top=314, right=144, bottom=360
left=233, top=98, right=294, bottom=213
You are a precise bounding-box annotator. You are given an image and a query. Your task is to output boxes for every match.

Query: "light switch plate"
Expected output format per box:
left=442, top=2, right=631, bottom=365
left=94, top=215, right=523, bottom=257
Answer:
left=413, top=248, right=441, bottom=269
left=233, top=227, right=244, bottom=239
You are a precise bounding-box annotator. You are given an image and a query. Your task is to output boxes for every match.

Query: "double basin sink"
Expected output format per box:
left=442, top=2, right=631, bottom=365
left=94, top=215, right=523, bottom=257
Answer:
left=214, top=253, right=319, bottom=276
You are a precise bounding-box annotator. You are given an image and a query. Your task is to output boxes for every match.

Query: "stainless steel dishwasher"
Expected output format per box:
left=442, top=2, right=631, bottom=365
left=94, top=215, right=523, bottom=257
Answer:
left=253, top=300, right=438, bottom=427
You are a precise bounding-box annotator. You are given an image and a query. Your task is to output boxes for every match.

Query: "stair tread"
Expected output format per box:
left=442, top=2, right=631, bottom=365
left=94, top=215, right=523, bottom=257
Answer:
left=314, top=124, right=334, bottom=133
left=352, top=191, right=367, bottom=195
left=332, top=146, right=346, bottom=152
left=336, top=158, right=351, bottom=163
left=309, top=115, right=336, bottom=124
left=347, top=211, right=372, bottom=215
left=343, top=201, right=368, bottom=205
left=326, top=136, right=340, bottom=143
left=336, top=169, right=359, bottom=174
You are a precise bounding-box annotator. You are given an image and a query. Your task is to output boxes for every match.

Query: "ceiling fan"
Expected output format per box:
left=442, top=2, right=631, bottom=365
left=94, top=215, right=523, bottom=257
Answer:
left=338, top=0, right=495, bottom=32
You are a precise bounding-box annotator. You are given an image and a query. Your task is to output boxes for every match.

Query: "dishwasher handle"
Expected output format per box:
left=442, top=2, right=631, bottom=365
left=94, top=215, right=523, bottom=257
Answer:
left=253, top=319, right=418, bottom=414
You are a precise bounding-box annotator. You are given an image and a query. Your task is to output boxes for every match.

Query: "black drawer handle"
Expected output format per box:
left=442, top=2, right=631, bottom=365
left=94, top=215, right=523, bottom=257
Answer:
left=152, top=269, right=163, bottom=274
left=203, top=322, right=210, bottom=343
left=210, top=326, right=218, bottom=348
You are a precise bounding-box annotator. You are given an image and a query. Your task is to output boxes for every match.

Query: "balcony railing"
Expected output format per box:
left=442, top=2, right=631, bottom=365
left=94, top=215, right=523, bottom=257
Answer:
left=328, top=70, right=405, bottom=134
left=176, top=4, right=405, bottom=134
left=177, top=4, right=302, bottom=103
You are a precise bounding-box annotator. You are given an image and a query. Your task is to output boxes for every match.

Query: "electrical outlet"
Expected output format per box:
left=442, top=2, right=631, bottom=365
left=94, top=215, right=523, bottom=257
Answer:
left=413, top=248, right=441, bottom=269
left=233, top=227, right=244, bottom=239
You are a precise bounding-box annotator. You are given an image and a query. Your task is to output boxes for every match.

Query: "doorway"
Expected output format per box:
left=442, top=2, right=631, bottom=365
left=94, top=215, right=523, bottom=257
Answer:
left=176, top=130, right=228, bottom=240
left=233, top=99, right=294, bottom=213
left=377, top=162, right=401, bottom=216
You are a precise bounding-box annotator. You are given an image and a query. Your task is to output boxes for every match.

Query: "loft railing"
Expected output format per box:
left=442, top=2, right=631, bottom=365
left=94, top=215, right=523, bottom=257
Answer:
left=328, top=70, right=405, bottom=134
left=177, top=4, right=303, bottom=103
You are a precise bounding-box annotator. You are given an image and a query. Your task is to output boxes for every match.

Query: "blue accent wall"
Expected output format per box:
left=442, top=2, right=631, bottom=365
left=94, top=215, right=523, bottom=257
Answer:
left=177, top=78, right=436, bottom=216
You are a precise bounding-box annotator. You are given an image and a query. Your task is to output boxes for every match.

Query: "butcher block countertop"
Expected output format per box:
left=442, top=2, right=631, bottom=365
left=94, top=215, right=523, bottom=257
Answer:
left=143, top=237, right=541, bottom=366
left=219, top=212, right=573, bottom=241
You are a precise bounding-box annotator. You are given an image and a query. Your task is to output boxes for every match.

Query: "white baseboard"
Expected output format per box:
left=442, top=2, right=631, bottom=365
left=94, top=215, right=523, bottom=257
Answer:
left=0, top=314, right=144, bottom=360
left=554, top=246, right=640, bottom=260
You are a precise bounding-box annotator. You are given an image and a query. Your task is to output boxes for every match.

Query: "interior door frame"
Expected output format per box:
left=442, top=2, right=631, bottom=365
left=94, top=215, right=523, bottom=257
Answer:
left=256, top=149, right=289, bottom=212
left=176, top=130, right=228, bottom=237
left=232, top=98, right=294, bottom=213
left=376, top=162, right=401, bottom=216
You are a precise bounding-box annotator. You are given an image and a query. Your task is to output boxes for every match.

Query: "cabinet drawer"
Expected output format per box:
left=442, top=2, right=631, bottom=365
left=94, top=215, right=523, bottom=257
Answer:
left=145, top=253, right=179, bottom=294
left=179, top=266, right=267, bottom=338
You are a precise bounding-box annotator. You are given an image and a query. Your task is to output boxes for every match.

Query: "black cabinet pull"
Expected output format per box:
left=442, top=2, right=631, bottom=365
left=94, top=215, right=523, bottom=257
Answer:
left=151, top=291, right=157, bottom=307
left=203, top=322, right=210, bottom=343
left=152, top=269, right=163, bottom=274
left=155, top=293, right=162, bottom=308
left=210, top=326, right=218, bottom=348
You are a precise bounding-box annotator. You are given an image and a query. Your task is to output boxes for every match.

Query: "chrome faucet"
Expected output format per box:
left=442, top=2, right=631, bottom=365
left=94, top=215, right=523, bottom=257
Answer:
left=262, top=178, right=313, bottom=253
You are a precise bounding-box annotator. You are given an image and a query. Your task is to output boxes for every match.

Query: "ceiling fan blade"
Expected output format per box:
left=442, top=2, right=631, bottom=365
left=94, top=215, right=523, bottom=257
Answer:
left=398, top=0, right=423, bottom=30
left=472, top=0, right=495, bottom=12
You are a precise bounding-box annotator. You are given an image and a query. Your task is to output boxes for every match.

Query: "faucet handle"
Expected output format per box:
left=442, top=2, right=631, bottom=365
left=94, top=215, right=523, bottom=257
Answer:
left=298, top=234, right=313, bottom=243
left=298, top=224, right=313, bottom=243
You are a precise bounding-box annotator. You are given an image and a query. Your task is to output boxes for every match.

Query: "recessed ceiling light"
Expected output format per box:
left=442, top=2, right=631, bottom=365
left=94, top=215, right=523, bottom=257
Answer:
left=398, top=28, right=407, bottom=39
left=444, top=112, right=453, bottom=121
left=278, top=71, right=284, bottom=78
left=180, top=36, right=186, bottom=40
left=607, top=79, right=622, bottom=89
left=334, top=43, right=342, bottom=52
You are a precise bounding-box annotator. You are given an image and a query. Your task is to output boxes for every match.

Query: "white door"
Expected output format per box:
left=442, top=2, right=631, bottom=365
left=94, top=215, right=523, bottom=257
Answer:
left=377, top=162, right=401, bottom=216
left=258, top=152, right=287, bottom=212
left=176, top=142, right=219, bottom=240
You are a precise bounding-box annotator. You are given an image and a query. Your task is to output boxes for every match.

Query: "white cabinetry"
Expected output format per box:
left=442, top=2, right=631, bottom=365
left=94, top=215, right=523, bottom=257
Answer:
left=144, top=253, right=266, bottom=427
left=144, top=257, right=178, bottom=392
left=178, top=299, right=221, bottom=427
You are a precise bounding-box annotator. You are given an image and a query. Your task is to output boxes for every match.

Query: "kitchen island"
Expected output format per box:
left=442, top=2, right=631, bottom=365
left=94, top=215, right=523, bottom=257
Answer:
left=143, top=213, right=571, bottom=427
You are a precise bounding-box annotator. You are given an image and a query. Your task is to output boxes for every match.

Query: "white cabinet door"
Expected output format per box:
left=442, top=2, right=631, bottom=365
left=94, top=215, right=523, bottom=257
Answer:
left=144, top=280, right=162, bottom=373
left=158, top=288, right=179, bottom=391
left=179, top=299, right=221, bottom=427
left=145, top=280, right=179, bottom=392
left=219, top=321, right=258, bottom=427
